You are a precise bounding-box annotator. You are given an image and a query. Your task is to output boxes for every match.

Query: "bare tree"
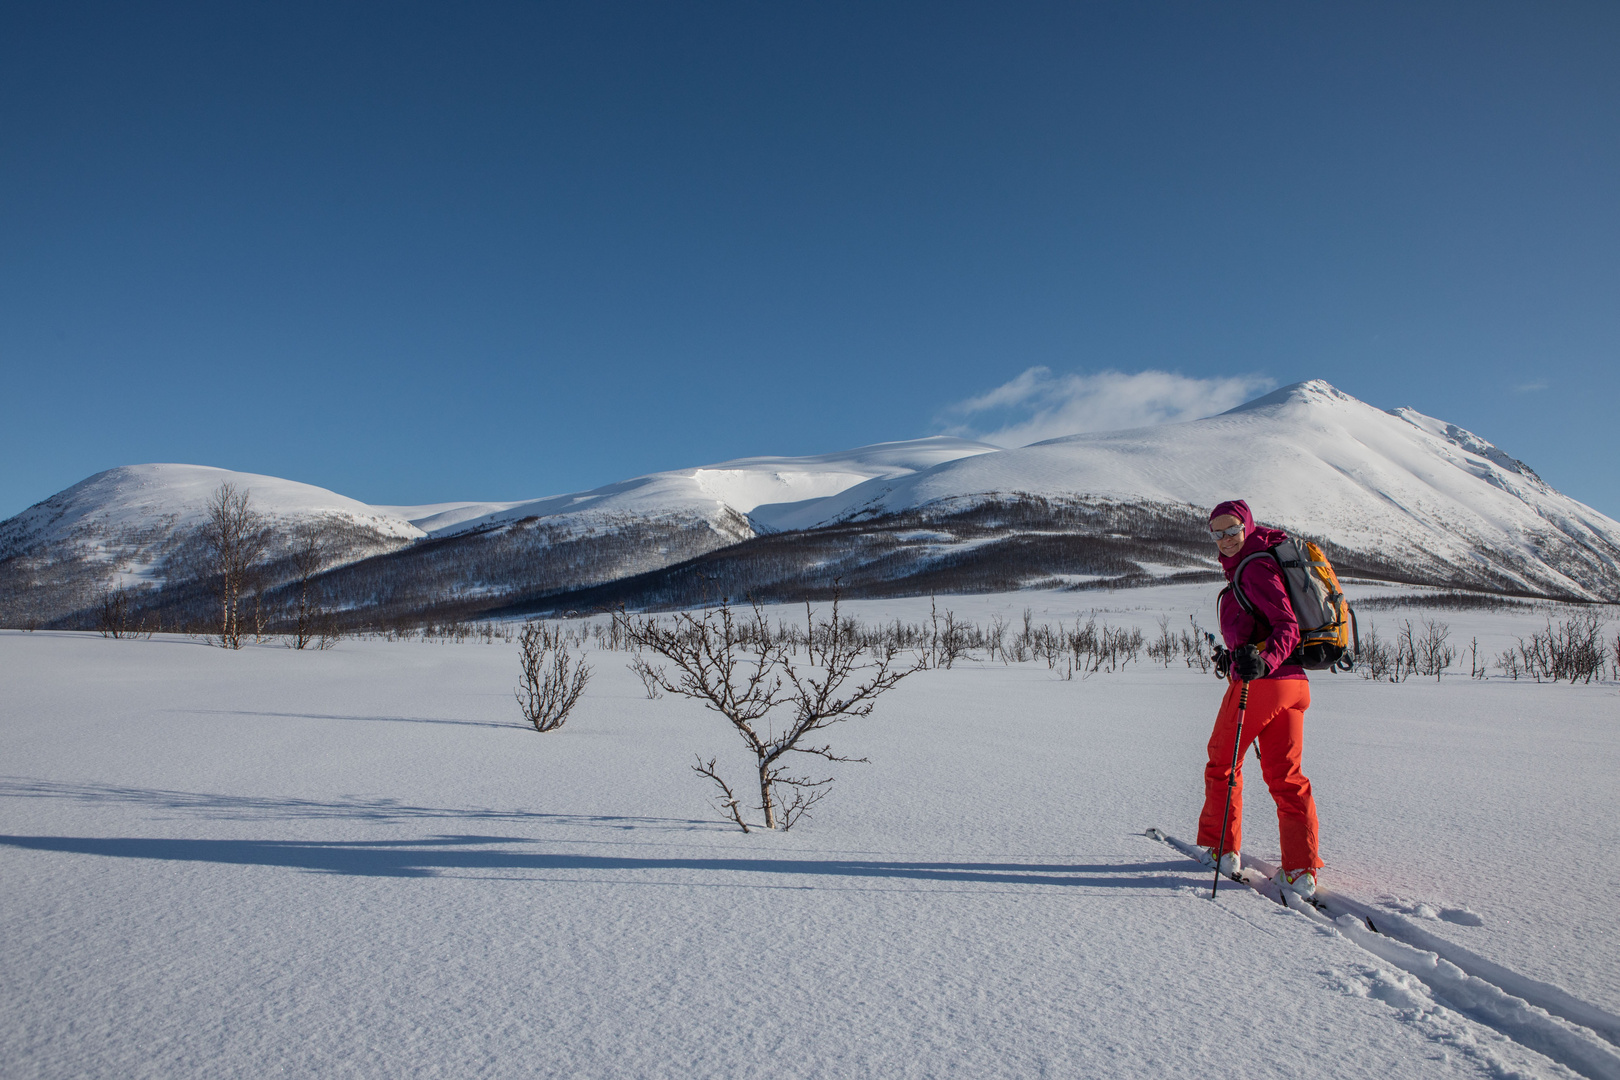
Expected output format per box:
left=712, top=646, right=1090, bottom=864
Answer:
left=1508, top=612, right=1608, bottom=683
left=200, top=483, right=271, bottom=649
left=1148, top=615, right=1176, bottom=667
left=617, top=594, right=920, bottom=832
left=1394, top=619, right=1418, bottom=681
left=1357, top=621, right=1397, bottom=681
left=1415, top=618, right=1455, bottom=681
left=97, top=586, right=132, bottom=639
left=288, top=519, right=334, bottom=650
left=515, top=621, right=592, bottom=731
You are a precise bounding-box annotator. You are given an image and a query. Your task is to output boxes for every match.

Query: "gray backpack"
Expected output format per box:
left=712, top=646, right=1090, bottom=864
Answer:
left=1226, top=537, right=1357, bottom=671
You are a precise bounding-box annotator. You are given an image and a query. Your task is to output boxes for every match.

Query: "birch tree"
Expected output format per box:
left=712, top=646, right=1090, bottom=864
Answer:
left=201, top=482, right=270, bottom=649
left=617, top=595, right=919, bottom=832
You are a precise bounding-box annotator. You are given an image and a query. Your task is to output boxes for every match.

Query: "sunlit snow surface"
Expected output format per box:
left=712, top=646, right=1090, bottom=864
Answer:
left=770, top=382, right=1620, bottom=598
left=3, top=584, right=1617, bottom=1079
left=374, top=436, right=1001, bottom=536
left=2, top=463, right=426, bottom=543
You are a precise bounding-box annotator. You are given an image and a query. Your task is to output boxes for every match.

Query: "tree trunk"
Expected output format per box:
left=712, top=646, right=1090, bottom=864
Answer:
left=758, top=763, right=776, bottom=830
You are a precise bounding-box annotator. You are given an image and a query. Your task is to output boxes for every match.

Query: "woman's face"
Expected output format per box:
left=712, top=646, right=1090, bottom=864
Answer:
left=1210, top=514, right=1246, bottom=558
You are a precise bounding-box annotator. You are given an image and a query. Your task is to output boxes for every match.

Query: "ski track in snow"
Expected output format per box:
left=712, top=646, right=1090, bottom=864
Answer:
left=2, top=587, right=1617, bottom=1079
left=1150, top=830, right=1620, bottom=1080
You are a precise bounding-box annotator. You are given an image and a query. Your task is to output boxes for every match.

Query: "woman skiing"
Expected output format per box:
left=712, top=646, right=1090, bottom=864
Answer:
left=1200, top=499, right=1322, bottom=899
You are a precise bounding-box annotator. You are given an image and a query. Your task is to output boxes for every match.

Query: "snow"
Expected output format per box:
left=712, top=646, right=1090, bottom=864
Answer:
left=767, top=381, right=1620, bottom=598
left=1, top=464, right=426, bottom=547
left=0, top=463, right=427, bottom=595
left=9, top=386, right=1619, bottom=605
left=4, top=585, right=1617, bottom=1078
left=385, top=436, right=1001, bottom=538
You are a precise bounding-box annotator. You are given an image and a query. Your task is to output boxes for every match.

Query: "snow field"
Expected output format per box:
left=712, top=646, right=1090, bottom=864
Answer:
left=2, top=589, right=1618, bottom=1079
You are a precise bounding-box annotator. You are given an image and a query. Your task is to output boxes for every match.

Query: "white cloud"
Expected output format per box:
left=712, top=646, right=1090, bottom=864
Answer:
left=939, top=368, right=1276, bottom=447
left=1514, top=380, right=1549, bottom=393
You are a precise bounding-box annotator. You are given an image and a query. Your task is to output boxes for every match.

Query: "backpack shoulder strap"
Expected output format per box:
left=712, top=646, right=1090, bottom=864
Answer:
left=1229, top=549, right=1275, bottom=615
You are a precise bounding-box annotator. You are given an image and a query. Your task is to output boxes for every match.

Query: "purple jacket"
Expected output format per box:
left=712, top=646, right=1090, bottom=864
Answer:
left=1215, top=505, right=1306, bottom=681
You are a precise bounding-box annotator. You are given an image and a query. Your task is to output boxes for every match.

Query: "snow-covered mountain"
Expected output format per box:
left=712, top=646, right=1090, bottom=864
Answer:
left=0, top=440, right=999, bottom=626
left=4, top=382, right=1618, bottom=628
left=754, top=381, right=1620, bottom=600
left=1, top=464, right=425, bottom=554
left=372, top=437, right=1000, bottom=538
left=0, top=464, right=427, bottom=627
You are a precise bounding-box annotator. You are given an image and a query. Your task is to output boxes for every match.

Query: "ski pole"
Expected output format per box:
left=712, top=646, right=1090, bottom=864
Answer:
left=1211, top=678, right=1250, bottom=900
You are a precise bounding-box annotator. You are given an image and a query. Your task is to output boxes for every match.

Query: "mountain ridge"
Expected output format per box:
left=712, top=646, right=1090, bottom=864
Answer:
left=3, top=381, right=1618, bottom=628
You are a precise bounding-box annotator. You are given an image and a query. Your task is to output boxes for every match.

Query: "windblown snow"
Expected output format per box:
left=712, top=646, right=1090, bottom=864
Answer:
left=769, top=381, right=1620, bottom=599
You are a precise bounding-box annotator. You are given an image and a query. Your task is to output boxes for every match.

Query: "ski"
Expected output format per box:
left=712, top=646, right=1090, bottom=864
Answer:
left=1145, top=827, right=1371, bottom=929
left=1146, top=827, right=1245, bottom=890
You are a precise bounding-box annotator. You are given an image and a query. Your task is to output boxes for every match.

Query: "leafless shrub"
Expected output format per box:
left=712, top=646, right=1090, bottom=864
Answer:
left=1031, top=621, right=1062, bottom=669
left=1179, top=616, right=1212, bottom=672
left=515, top=621, right=592, bottom=732
left=95, top=585, right=159, bottom=640
left=616, top=595, right=919, bottom=831
left=1009, top=608, right=1033, bottom=663
left=940, top=608, right=972, bottom=669
left=1394, top=620, right=1418, bottom=682
left=1355, top=592, right=1542, bottom=613
left=1548, top=612, right=1606, bottom=684
left=986, top=614, right=1009, bottom=664
left=1356, top=621, right=1398, bottom=681
left=1148, top=615, right=1176, bottom=668
left=97, top=586, right=132, bottom=639
left=1507, top=612, right=1608, bottom=683
left=916, top=598, right=973, bottom=670
left=315, top=618, right=343, bottom=650
left=629, top=653, right=665, bottom=699
left=1065, top=618, right=1144, bottom=675
left=1415, top=618, right=1454, bottom=681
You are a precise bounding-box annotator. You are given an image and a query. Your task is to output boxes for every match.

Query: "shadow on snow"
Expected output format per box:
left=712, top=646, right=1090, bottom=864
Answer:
left=0, top=832, right=1193, bottom=887
left=0, top=777, right=712, bottom=829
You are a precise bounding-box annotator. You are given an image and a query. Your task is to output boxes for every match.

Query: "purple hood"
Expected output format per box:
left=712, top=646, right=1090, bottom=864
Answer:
left=1211, top=501, right=1305, bottom=680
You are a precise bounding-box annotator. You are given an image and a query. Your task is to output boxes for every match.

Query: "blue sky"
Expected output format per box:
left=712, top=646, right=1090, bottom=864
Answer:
left=3, top=1, right=1617, bottom=518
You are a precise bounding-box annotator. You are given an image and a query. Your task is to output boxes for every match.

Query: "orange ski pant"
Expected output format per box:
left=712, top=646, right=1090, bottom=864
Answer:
left=1197, top=678, right=1321, bottom=870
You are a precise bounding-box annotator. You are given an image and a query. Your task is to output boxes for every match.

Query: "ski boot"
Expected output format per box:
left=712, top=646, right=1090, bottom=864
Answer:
left=1277, top=867, right=1317, bottom=901
left=1205, top=848, right=1242, bottom=878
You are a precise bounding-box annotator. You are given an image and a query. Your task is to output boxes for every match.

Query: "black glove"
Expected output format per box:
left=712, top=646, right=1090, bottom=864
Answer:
left=1232, top=644, right=1270, bottom=682
left=1212, top=646, right=1231, bottom=679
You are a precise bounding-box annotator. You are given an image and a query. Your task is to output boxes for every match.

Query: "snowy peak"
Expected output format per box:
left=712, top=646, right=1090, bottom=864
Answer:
left=0, top=465, right=429, bottom=619
left=1218, top=378, right=1361, bottom=416
left=760, top=380, right=1619, bottom=599
left=0, top=464, right=425, bottom=557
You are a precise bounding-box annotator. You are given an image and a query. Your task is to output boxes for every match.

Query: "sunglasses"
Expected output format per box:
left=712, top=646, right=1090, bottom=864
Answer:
left=1209, top=523, right=1245, bottom=540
